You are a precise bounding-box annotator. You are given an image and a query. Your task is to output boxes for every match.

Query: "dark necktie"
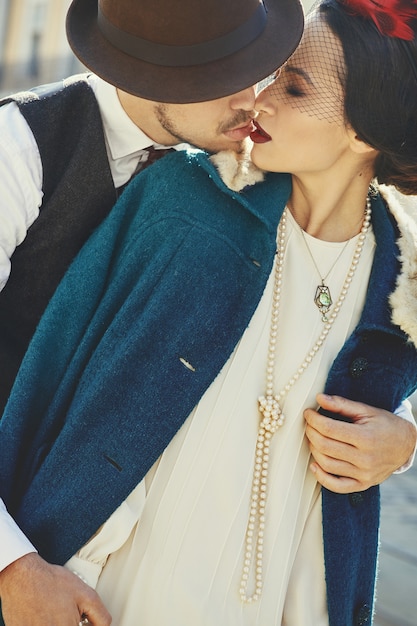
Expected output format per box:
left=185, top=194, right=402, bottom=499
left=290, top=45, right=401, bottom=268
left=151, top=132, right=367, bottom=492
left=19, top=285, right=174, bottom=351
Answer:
left=140, top=145, right=175, bottom=171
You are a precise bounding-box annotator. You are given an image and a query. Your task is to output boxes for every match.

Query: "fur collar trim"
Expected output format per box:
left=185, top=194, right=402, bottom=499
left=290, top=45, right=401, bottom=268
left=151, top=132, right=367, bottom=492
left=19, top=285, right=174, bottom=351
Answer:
left=209, top=141, right=265, bottom=192
left=209, top=147, right=417, bottom=347
left=381, top=186, right=417, bottom=347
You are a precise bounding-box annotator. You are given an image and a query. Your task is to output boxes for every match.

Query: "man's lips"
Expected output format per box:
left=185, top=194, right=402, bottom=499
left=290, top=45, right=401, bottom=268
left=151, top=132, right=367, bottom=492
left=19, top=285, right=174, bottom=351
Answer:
left=250, top=121, right=272, bottom=143
left=223, top=120, right=256, bottom=140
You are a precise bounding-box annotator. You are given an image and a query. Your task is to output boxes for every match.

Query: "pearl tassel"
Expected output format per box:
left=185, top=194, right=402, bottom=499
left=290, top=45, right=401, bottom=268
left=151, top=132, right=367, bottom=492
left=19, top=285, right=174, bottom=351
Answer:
left=239, top=199, right=372, bottom=603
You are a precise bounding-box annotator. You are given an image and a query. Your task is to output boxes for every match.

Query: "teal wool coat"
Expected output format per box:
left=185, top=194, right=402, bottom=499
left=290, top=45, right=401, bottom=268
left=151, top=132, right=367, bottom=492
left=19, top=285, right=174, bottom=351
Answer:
left=1, top=150, right=417, bottom=626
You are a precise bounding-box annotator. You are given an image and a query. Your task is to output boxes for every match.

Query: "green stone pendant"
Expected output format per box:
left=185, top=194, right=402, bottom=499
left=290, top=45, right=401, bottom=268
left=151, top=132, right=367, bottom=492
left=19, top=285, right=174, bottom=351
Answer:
left=314, top=284, right=332, bottom=322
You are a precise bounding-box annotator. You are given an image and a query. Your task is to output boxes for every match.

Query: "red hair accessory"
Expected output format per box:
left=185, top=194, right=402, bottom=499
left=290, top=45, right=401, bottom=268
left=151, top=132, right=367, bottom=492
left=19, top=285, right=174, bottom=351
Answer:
left=343, top=0, right=417, bottom=40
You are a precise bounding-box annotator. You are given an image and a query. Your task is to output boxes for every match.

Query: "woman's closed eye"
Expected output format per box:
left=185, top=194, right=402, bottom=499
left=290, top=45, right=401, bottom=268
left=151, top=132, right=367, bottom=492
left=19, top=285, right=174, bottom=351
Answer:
left=285, top=82, right=307, bottom=97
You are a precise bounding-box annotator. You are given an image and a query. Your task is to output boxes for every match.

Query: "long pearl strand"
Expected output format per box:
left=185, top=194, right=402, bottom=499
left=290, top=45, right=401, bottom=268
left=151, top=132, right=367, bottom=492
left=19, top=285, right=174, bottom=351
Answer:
left=239, top=199, right=372, bottom=603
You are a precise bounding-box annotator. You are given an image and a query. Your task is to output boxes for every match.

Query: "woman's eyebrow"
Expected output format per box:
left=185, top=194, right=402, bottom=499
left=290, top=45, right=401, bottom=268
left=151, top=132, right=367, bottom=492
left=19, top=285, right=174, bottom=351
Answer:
left=285, top=65, right=314, bottom=86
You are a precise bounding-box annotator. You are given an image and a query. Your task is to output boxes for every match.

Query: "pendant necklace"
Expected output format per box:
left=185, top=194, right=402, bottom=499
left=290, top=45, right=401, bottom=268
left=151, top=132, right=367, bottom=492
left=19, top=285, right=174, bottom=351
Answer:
left=309, top=240, right=349, bottom=322
left=239, top=200, right=372, bottom=604
left=291, top=200, right=371, bottom=322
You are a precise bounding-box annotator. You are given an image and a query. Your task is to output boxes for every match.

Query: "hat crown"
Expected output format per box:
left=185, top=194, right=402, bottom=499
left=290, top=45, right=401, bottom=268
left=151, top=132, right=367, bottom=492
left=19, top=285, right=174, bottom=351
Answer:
left=100, top=0, right=263, bottom=46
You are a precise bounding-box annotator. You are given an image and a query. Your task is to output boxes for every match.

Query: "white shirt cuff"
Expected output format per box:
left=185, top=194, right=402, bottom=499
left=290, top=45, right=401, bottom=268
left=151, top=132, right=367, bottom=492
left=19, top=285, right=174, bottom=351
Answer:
left=394, top=399, right=417, bottom=473
left=0, top=500, right=37, bottom=572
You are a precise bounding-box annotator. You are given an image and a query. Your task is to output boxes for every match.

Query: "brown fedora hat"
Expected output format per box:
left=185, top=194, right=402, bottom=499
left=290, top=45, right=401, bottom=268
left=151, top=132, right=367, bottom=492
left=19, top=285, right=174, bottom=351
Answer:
left=66, top=0, right=304, bottom=103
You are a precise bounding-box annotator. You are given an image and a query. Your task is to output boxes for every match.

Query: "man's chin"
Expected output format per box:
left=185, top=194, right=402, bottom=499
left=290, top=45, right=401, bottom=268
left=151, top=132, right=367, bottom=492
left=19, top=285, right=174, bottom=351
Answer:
left=204, top=138, right=247, bottom=155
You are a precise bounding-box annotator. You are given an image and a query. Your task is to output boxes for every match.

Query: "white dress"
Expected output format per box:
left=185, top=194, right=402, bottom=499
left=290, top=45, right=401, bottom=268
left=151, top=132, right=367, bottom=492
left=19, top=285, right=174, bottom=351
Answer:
left=66, top=211, right=376, bottom=625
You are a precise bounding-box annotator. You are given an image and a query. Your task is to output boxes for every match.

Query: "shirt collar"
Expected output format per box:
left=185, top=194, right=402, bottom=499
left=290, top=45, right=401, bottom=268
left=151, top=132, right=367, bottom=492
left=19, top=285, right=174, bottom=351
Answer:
left=91, top=75, right=157, bottom=160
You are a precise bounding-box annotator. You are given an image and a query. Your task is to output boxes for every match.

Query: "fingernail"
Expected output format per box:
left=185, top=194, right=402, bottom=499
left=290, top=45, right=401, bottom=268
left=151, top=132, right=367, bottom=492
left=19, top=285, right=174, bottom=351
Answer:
left=320, top=393, right=334, bottom=402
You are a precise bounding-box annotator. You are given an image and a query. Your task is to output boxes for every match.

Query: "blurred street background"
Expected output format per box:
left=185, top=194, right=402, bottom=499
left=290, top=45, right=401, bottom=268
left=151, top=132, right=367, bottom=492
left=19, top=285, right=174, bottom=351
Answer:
left=0, top=0, right=83, bottom=97
left=374, top=460, right=417, bottom=626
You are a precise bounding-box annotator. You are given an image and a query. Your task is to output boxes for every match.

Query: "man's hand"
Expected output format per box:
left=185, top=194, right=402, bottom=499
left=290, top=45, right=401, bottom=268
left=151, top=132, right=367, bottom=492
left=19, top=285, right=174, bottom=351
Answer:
left=0, top=553, right=111, bottom=626
left=304, top=393, right=417, bottom=493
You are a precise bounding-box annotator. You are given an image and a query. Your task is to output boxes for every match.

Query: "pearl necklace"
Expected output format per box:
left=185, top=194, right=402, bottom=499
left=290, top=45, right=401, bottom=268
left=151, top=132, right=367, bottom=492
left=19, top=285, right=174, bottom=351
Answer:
left=239, top=199, right=372, bottom=603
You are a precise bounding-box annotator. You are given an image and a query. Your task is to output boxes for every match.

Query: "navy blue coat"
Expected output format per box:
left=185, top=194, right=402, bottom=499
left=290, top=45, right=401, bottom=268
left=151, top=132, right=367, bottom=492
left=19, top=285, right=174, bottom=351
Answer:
left=1, top=150, right=417, bottom=626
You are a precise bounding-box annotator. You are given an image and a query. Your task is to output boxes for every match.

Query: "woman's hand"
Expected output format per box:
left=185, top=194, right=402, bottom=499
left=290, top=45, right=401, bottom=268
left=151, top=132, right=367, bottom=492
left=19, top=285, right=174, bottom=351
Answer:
left=304, top=393, right=417, bottom=493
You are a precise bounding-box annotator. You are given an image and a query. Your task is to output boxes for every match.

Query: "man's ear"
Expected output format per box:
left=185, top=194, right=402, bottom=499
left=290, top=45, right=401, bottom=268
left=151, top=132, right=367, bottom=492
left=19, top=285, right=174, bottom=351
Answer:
left=347, top=126, right=378, bottom=156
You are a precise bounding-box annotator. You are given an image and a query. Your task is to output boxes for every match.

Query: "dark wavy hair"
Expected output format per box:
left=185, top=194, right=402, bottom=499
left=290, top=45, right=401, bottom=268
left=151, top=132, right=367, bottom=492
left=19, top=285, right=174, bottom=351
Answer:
left=320, top=0, right=417, bottom=194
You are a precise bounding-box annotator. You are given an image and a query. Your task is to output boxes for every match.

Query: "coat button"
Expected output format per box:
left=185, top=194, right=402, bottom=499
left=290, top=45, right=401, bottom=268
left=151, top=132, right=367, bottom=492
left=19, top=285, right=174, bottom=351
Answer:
left=349, top=492, right=365, bottom=507
left=355, top=603, right=371, bottom=625
left=350, top=357, right=368, bottom=378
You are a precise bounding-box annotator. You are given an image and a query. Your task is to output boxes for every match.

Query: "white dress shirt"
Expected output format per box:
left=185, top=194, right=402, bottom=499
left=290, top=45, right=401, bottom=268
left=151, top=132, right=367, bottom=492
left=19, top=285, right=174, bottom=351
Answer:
left=0, top=74, right=185, bottom=289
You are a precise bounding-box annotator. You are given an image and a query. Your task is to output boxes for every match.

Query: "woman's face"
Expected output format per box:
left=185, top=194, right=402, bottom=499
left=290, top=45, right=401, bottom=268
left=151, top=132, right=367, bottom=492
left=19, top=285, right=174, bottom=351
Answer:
left=251, top=13, right=352, bottom=175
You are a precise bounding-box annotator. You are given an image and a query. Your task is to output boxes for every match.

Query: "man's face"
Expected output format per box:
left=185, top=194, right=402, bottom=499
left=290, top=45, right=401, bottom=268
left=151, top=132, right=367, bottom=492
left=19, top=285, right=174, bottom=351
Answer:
left=120, top=86, right=258, bottom=153
left=153, top=87, right=257, bottom=153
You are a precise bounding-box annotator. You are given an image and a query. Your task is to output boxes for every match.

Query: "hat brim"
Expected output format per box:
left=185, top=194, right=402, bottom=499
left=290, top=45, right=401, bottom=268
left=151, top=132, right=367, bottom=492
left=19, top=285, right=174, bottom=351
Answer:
left=66, top=0, right=304, bottom=103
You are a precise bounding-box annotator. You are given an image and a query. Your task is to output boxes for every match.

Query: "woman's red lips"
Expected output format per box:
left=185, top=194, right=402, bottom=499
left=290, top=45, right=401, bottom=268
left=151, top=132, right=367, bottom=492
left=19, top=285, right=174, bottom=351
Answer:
left=250, top=121, right=272, bottom=143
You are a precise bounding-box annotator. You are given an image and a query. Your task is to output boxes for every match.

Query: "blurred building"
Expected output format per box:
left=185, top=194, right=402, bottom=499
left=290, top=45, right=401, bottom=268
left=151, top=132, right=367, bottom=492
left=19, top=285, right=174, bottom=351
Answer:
left=0, top=0, right=83, bottom=96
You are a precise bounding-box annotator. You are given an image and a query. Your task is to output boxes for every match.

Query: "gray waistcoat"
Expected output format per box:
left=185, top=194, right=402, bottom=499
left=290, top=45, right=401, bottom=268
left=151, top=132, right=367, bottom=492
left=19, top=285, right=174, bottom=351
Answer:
left=0, top=75, right=116, bottom=411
